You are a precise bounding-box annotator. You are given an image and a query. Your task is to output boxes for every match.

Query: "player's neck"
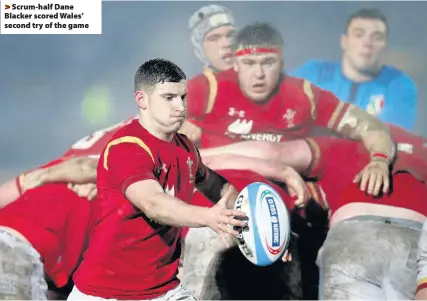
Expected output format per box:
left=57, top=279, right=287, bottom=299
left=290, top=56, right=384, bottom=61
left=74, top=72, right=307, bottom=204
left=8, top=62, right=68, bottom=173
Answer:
left=138, top=117, right=174, bottom=142
left=341, top=58, right=375, bottom=83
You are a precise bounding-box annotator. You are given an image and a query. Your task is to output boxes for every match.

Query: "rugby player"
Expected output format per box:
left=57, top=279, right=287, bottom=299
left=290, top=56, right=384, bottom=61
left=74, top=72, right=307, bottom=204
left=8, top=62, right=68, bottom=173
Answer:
left=68, top=59, right=247, bottom=300
left=0, top=158, right=92, bottom=299
left=0, top=5, right=236, bottom=206
left=189, top=4, right=235, bottom=73
left=306, top=137, right=425, bottom=299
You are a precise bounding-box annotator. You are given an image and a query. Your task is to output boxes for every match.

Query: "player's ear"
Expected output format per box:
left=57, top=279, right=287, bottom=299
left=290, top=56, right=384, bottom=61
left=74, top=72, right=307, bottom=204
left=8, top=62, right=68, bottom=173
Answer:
left=135, top=90, right=147, bottom=110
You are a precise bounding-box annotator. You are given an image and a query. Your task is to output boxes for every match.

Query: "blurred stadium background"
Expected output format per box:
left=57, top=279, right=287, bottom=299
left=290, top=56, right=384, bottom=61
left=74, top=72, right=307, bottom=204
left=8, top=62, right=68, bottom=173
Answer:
left=0, top=1, right=426, bottom=181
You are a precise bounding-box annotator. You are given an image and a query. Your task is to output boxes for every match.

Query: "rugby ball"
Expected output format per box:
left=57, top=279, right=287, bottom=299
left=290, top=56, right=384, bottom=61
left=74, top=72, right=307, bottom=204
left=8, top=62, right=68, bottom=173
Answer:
left=233, top=182, right=291, bottom=266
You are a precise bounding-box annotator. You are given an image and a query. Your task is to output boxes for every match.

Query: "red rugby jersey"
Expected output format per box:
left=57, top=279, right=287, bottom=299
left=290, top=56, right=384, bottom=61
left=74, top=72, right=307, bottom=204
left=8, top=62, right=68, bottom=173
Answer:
left=0, top=182, right=90, bottom=288
left=307, top=137, right=427, bottom=215
left=73, top=119, right=203, bottom=299
left=15, top=117, right=136, bottom=195
left=63, top=116, right=136, bottom=158
left=388, top=123, right=427, bottom=158
left=186, top=68, right=351, bottom=148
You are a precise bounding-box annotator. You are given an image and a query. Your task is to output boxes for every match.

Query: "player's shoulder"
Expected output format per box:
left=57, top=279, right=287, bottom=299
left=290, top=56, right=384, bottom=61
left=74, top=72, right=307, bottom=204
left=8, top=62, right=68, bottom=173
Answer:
left=300, top=59, right=337, bottom=70
left=216, top=67, right=237, bottom=79
left=378, top=65, right=415, bottom=87
left=103, top=120, right=157, bottom=163
left=107, top=119, right=151, bottom=147
left=189, top=67, right=235, bottom=83
left=189, top=70, right=211, bottom=84
left=282, top=73, right=316, bottom=93
left=292, top=59, right=339, bottom=76
left=110, top=119, right=137, bottom=138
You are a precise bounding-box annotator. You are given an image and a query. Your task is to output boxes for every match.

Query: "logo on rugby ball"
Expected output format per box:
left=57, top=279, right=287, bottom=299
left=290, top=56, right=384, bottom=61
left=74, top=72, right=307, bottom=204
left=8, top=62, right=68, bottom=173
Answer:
left=260, top=191, right=286, bottom=256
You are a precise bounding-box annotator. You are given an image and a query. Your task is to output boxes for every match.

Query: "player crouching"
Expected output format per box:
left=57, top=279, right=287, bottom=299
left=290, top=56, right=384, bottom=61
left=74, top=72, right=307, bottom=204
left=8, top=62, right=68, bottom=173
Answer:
left=308, top=138, right=426, bottom=300
left=0, top=159, right=92, bottom=299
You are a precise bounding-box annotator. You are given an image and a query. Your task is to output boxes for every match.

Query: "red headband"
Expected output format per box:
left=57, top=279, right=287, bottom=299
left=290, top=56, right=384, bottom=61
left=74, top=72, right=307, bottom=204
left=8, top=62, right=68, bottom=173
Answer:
left=234, top=47, right=281, bottom=57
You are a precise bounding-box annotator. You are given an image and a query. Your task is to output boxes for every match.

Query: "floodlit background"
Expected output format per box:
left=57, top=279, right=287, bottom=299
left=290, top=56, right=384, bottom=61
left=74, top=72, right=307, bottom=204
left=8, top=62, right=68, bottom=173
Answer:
left=1, top=1, right=426, bottom=181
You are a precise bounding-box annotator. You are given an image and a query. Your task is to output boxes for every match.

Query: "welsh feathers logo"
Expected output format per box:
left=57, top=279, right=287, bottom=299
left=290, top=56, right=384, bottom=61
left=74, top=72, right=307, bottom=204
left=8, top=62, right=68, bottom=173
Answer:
left=366, top=94, right=385, bottom=116
left=260, top=190, right=285, bottom=255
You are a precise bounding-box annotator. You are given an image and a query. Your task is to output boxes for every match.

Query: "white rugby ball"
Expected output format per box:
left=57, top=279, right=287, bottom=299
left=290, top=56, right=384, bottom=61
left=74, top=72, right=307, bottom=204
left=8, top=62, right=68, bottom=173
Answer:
left=233, top=182, right=290, bottom=266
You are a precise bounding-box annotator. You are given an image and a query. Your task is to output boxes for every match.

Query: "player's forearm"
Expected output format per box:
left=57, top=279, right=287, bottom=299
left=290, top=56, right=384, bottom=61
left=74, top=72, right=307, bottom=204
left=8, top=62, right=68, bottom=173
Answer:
left=360, top=130, right=395, bottom=162
left=42, top=157, right=97, bottom=184
left=137, top=192, right=209, bottom=228
left=196, top=169, right=233, bottom=204
left=337, top=105, right=395, bottom=160
left=200, top=141, right=278, bottom=161
left=203, top=154, right=300, bottom=184
left=200, top=140, right=312, bottom=172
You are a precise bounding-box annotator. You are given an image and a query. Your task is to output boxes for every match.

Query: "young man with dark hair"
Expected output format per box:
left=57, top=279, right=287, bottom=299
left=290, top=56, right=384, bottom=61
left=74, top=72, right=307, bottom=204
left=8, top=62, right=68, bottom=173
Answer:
left=292, top=8, right=418, bottom=130
left=0, top=5, right=236, bottom=207
left=68, top=58, right=247, bottom=300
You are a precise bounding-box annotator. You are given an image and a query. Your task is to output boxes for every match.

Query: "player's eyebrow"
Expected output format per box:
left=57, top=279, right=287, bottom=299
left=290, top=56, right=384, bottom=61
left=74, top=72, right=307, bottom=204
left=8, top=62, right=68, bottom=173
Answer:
left=161, top=93, right=178, bottom=97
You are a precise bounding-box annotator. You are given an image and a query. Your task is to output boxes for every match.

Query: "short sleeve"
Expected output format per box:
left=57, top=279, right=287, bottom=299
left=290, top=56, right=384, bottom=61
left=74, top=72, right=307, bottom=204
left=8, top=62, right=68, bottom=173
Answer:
left=194, top=146, right=209, bottom=184
left=103, top=138, right=157, bottom=194
left=311, top=83, right=350, bottom=131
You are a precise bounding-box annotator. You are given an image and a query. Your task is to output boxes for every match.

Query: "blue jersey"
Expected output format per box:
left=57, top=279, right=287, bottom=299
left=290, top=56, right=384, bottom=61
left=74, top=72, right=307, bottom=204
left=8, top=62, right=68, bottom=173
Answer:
left=290, top=60, right=418, bottom=131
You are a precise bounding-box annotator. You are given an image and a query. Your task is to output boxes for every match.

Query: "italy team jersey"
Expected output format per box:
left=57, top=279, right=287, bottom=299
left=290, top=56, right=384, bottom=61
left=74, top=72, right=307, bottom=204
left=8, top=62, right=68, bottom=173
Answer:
left=291, top=60, right=418, bottom=131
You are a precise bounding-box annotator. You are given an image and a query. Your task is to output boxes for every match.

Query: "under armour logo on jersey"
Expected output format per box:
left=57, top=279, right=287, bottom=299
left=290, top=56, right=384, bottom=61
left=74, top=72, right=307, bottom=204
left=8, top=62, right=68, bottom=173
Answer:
left=227, top=119, right=253, bottom=135
left=282, top=109, right=296, bottom=128
left=228, top=107, right=245, bottom=118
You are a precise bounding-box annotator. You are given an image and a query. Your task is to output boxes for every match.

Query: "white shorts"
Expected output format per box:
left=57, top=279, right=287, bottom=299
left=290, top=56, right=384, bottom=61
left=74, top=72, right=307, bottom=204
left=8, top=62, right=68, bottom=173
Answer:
left=318, top=216, right=420, bottom=300
left=180, top=227, right=229, bottom=299
left=67, top=284, right=195, bottom=301
left=0, top=230, right=48, bottom=300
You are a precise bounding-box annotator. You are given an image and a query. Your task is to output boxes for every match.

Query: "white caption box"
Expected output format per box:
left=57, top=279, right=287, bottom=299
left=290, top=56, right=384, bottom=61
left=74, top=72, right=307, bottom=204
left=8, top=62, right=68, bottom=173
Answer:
left=1, top=0, right=102, bottom=34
